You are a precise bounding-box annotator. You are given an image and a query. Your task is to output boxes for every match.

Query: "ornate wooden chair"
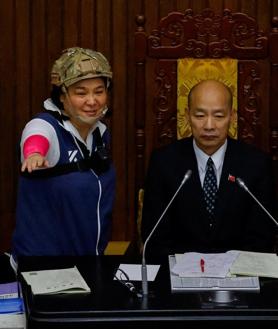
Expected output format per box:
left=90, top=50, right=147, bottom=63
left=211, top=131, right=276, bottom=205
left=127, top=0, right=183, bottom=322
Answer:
left=134, top=8, right=278, bottom=250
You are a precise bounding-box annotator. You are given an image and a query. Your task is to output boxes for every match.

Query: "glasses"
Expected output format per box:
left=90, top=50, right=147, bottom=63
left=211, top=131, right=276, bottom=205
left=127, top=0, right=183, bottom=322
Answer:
left=114, top=268, right=142, bottom=298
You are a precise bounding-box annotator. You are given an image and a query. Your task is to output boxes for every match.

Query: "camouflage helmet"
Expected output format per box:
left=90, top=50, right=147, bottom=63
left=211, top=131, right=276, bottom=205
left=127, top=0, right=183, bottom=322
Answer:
left=50, top=47, right=112, bottom=88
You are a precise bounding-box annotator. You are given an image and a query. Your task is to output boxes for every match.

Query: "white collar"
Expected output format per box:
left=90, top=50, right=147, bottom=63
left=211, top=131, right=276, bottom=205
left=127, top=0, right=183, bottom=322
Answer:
left=193, top=139, right=227, bottom=173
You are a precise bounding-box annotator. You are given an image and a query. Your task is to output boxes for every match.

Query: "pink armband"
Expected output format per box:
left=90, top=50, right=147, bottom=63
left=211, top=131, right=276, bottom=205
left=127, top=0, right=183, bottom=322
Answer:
left=23, top=134, right=50, bottom=159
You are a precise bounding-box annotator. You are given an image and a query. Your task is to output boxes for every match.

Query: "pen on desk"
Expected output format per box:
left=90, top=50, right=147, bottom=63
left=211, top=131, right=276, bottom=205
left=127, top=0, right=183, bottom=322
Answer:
left=200, top=258, right=205, bottom=273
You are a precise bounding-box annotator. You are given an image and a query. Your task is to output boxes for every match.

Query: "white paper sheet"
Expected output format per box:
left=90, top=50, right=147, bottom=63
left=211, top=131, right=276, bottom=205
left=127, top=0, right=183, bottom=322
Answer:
left=115, top=264, right=160, bottom=281
left=172, top=250, right=240, bottom=278
left=0, top=313, right=26, bottom=329
left=230, top=251, right=278, bottom=278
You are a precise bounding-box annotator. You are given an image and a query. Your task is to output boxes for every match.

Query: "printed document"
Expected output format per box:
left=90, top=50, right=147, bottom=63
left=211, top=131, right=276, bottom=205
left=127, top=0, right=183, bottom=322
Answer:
left=169, top=255, right=260, bottom=292
left=230, top=251, right=278, bottom=278
left=0, top=282, right=19, bottom=299
left=21, top=266, right=90, bottom=295
left=171, top=250, right=240, bottom=278
left=0, top=282, right=24, bottom=315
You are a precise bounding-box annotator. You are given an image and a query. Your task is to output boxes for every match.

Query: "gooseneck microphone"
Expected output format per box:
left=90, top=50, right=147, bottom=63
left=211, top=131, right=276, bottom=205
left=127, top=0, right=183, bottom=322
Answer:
left=235, top=177, right=278, bottom=227
left=141, top=169, right=192, bottom=297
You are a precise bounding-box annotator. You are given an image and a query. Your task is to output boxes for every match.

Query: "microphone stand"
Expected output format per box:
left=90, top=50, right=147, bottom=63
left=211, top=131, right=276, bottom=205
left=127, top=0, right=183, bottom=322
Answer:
left=202, top=176, right=278, bottom=306
left=141, top=170, right=192, bottom=297
left=236, top=178, right=278, bottom=227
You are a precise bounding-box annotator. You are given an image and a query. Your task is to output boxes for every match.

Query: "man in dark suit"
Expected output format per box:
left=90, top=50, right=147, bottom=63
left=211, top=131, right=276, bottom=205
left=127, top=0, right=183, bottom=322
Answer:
left=141, top=79, right=277, bottom=261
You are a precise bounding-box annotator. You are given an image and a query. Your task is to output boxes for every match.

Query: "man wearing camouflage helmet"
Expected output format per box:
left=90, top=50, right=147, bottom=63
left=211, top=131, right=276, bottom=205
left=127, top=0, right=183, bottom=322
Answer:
left=11, top=47, right=116, bottom=262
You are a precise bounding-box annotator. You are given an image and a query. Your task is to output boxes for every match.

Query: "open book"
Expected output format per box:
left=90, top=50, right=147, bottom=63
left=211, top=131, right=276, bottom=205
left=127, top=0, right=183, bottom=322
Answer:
left=21, top=266, right=91, bottom=295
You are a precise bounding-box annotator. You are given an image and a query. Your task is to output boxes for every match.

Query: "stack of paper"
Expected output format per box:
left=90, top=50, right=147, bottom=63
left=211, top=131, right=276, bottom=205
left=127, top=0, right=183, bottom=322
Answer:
left=0, top=314, right=26, bottom=329
left=230, top=251, right=278, bottom=278
left=171, top=250, right=278, bottom=279
left=0, top=282, right=25, bottom=329
left=0, top=282, right=19, bottom=299
left=21, top=266, right=91, bottom=295
left=168, top=255, right=260, bottom=292
left=0, top=282, right=24, bottom=314
left=171, top=250, right=240, bottom=278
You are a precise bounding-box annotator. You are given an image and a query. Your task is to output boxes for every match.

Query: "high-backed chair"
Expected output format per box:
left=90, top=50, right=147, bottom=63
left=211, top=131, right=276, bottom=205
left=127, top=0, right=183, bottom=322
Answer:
left=134, top=8, right=278, bottom=251
left=135, top=7, right=278, bottom=194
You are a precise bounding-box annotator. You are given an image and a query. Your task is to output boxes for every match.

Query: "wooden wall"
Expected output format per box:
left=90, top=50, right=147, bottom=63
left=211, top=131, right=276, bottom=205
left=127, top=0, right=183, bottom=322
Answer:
left=0, top=0, right=278, bottom=252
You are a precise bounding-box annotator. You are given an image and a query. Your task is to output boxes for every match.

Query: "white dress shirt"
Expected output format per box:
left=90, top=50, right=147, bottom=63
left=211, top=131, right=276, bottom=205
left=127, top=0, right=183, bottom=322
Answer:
left=193, top=139, right=227, bottom=188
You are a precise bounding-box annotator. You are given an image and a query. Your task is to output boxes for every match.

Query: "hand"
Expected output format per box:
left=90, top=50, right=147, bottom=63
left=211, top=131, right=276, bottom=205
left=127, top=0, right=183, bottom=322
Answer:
left=21, top=153, right=49, bottom=173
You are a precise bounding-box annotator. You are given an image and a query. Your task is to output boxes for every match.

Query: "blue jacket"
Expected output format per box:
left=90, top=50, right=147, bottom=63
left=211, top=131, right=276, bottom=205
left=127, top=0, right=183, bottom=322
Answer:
left=12, top=111, right=116, bottom=257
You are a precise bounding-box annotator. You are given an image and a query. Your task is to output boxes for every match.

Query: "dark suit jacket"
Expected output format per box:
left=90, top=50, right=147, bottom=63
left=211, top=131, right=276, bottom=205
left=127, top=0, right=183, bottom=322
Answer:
left=141, top=137, right=277, bottom=261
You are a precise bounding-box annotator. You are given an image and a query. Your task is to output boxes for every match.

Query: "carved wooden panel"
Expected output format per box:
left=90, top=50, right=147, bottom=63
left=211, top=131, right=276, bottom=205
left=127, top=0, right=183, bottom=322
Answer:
left=147, top=8, right=267, bottom=59
left=153, top=60, right=177, bottom=146
left=238, top=61, right=264, bottom=147
left=270, top=17, right=278, bottom=186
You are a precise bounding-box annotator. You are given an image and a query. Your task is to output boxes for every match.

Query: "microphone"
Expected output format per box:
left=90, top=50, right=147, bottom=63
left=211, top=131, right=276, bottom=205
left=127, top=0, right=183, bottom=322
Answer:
left=228, top=175, right=278, bottom=227
left=141, top=169, right=192, bottom=297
